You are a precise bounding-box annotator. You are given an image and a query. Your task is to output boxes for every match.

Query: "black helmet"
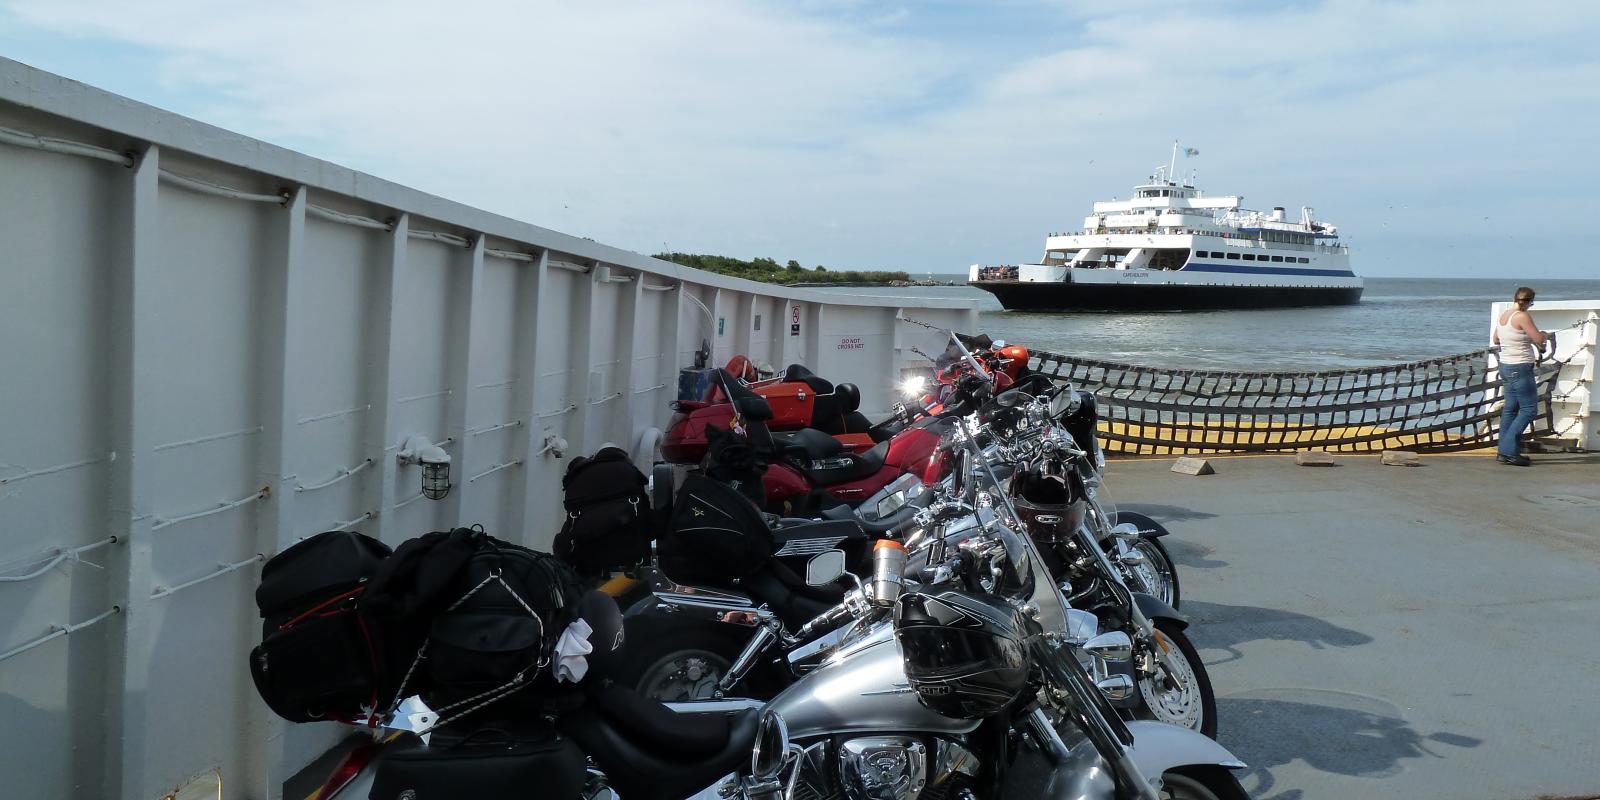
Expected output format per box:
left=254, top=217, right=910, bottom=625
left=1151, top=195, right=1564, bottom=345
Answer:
left=1009, top=468, right=1087, bottom=544
left=895, top=590, right=1028, bottom=719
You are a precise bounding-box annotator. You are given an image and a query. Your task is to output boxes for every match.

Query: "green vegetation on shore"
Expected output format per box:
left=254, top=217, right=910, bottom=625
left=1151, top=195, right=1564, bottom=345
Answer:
left=656, top=252, right=910, bottom=286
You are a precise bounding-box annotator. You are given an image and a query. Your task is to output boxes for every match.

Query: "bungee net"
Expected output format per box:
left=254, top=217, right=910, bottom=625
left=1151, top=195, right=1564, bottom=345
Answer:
left=1026, top=346, right=1574, bottom=455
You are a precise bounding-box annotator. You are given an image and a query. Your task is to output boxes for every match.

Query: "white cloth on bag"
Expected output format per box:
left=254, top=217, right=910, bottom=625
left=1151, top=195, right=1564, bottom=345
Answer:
left=553, top=618, right=595, bottom=683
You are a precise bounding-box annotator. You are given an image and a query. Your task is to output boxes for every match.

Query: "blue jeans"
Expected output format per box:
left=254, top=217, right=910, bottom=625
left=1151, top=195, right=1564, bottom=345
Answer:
left=1498, top=363, right=1537, bottom=457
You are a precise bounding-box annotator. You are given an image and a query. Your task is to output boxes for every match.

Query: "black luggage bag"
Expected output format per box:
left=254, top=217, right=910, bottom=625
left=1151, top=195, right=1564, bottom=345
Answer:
left=655, top=473, right=773, bottom=587
left=553, top=447, right=652, bottom=576
left=248, top=530, right=393, bottom=723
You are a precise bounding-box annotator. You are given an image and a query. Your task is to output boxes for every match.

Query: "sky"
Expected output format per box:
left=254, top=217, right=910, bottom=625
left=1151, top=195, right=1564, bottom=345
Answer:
left=3, top=0, right=1598, bottom=279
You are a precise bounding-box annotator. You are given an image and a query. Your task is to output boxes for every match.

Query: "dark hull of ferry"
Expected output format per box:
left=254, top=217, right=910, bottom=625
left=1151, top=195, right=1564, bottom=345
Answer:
left=969, top=280, right=1363, bottom=311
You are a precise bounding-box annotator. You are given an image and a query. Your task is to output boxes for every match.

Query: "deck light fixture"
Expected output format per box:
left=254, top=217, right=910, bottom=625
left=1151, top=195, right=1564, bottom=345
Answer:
left=398, top=434, right=452, bottom=500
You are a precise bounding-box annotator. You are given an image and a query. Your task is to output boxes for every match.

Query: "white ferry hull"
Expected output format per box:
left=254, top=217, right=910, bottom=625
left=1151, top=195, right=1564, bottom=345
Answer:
left=971, top=270, right=1363, bottom=311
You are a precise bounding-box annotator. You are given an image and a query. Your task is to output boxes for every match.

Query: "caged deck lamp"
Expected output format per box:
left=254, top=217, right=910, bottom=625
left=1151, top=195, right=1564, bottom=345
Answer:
left=398, top=434, right=452, bottom=500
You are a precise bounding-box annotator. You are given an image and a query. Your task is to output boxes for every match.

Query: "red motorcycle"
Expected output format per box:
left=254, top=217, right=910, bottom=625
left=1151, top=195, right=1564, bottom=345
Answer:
left=661, top=360, right=879, bottom=465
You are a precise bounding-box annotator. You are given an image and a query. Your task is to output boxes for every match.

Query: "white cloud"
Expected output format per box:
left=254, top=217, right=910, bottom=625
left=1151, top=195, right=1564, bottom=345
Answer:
left=6, top=0, right=1599, bottom=276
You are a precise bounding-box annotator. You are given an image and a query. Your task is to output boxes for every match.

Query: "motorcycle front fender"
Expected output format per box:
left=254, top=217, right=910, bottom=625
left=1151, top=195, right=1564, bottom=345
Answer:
left=1037, top=722, right=1243, bottom=800
left=1123, top=720, right=1246, bottom=776
left=1132, top=592, right=1187, bottom=630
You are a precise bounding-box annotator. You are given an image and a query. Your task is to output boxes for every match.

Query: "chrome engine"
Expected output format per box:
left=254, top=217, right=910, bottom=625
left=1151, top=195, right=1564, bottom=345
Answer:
left=786, top=738, right=978, bottom=800
left=841, top=737, right=926, bottom=800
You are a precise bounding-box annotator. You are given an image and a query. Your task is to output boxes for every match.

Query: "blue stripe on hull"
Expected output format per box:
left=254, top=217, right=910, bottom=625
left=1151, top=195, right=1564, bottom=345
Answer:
left=1183, top=262, right=1356, bottom=278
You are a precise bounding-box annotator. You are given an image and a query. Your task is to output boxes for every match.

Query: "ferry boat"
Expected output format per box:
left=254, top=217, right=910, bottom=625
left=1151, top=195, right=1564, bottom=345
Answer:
left=969, top=148, right=1363, bottom=311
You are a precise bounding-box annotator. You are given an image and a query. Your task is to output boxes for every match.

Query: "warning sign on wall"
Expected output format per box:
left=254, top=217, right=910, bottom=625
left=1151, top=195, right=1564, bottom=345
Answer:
left=790, top=305, right=801, bottom=336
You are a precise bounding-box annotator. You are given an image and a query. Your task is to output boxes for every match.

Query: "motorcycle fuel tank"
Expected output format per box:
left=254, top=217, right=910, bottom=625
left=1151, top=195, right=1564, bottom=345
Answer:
left=767, top=623, right=982, bottom=738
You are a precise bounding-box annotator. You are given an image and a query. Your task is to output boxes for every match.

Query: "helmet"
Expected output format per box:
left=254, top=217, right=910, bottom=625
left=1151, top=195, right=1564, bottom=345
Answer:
left=1009, top=467, right=1087, bottom=544
left=997, top=345, right=1030, bottom=381
left=895, top=590, right=1028, bottom=719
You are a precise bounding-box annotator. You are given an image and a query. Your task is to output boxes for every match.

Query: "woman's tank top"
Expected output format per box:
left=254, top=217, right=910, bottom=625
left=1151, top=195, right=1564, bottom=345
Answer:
left=1497, top=311, right=1535, bottom=365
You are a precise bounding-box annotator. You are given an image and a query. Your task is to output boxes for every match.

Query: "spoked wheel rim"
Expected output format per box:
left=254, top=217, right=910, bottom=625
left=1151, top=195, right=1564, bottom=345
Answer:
left=1123, top=538, right=1176, bottom=607
left=637, top=649, right=731, bottom=701
left=1138, top=629, right=1205, bottom=733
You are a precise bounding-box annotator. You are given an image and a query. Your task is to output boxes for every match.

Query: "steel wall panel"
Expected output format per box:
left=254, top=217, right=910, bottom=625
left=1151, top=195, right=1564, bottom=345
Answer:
left=0, top=58, right=980, bottom=800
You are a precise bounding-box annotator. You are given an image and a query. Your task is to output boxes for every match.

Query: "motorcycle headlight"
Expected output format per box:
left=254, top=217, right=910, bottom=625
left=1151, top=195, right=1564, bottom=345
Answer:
left=751, top=708, right=790, bottom=782
left=900, top=375, right=928, bottom=398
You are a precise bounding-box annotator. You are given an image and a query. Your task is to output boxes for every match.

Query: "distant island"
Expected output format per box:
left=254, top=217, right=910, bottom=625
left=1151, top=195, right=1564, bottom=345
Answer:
left=655, top=252, right=953, bottom=287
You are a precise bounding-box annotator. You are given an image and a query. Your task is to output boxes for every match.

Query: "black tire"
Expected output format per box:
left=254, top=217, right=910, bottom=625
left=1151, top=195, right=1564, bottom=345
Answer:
left=1159, top=767, right=1248, bottom=800
left=611, top=615, right=773, bottom=701
left=1135, top=619, right=1218, bottom=739
left=1113, top=511, right=1181, bottom=609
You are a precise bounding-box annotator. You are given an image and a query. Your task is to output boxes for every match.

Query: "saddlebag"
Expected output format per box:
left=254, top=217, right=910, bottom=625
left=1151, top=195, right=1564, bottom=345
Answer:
left=417, top=536, right=587, bottom=712
left=370, top=726, right=586, bottom=800
left=553, top=447, right=652, bottom=577
left=656, top=473, right=773, bottom=587
left=248, top=530, right=392, bottom=723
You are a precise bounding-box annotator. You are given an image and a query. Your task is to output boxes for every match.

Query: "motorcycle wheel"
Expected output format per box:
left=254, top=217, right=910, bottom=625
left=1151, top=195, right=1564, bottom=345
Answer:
left=1135, top=619, right=1217, bottom=739
left=1159, top=768, right=1248, bottom=800
left=612, top=616, right=758, bottom=701
left=1111, top=511, right=1180, bottom=609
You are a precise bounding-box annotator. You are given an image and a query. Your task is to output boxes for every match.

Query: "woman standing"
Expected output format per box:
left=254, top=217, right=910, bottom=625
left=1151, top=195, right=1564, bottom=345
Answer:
left=1491, top=287, right=1548, bottom=466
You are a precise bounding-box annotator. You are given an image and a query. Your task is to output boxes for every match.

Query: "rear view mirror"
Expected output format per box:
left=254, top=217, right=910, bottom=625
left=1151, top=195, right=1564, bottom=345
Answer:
left=805, top=550, right=846, bottom=586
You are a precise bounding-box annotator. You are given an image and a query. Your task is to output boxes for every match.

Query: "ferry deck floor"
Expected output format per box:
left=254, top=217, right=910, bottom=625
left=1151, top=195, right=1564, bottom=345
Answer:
left=1111, top=452, right=1600, bottom=800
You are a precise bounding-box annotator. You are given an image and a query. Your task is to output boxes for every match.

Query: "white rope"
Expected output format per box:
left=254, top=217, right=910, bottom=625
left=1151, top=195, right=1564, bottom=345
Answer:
left=297, top=404, right=369, bottom=425
left=408, top=228, right=472, bottom=247
left=296, top=459, right=373, bottom=492
left=0, top=125, right=133, bottom=166
left=158, top=170, right=286, bottom=204
left=0, top=606, right=122, bottom=663
left=150, top=555, right=263, bottom=600
left=641, top=282, right=679, bottom=292
left=150, top=488, right=266, bottom=531
left=330, top=511, right=375, bottom=531
left=151, top=425, right=263, bottom=453
left=484, top=248, right=537, bottom=262
left=397, top=388, right=452, bottom=405
left=536, top=404, right=576, bottom=419
left=0, top=453, right=111, bottom=487
left=467, top=460, right=522, bottom=482
left=589, top=392, right=622, bottom=406
left=632, top=383, right=668, bottom=395
left=307, top=204, right=392, bottom=231
left=468, top=420, right=522, bottom=436
left=394, top=491, right=429, bottom=510
left=549, top=261, right=590, bottom=274
left=0, top=536, right=118, bottom=583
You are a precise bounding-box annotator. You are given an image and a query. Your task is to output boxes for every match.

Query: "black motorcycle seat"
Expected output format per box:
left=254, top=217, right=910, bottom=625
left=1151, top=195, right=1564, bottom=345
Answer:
left=741, top=564, right=840, bottom=629
left=805, top=440, right=889, bottom=485
left=772, top=427, right=845, bottom=461
left=784, top=363, right=835, bottom=395
left=589, top=680, right=741, bottom=757
left=562, top=683, right=759, bottom=800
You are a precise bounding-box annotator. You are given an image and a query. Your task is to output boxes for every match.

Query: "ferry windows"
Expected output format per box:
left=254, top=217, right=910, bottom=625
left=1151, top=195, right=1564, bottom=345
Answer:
left=1242, top=254, right=1256, bottom=261
left=1226, top=253, right=1241, bottom=260
left=1271, top=256, right=1284, bottom=262
left=1297, top=257, right=1310, bottom=263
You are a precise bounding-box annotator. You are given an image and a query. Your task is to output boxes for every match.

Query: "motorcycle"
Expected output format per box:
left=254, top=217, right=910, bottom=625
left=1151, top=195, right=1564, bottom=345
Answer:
left=622, top=348, right=1212, bottom=738
left=316, top=348, right=1243, bottom=800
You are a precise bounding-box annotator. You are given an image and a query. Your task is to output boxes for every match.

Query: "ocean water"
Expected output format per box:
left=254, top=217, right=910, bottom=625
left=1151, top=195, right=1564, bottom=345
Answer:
left=827, top=277, right=1600, bottom=372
